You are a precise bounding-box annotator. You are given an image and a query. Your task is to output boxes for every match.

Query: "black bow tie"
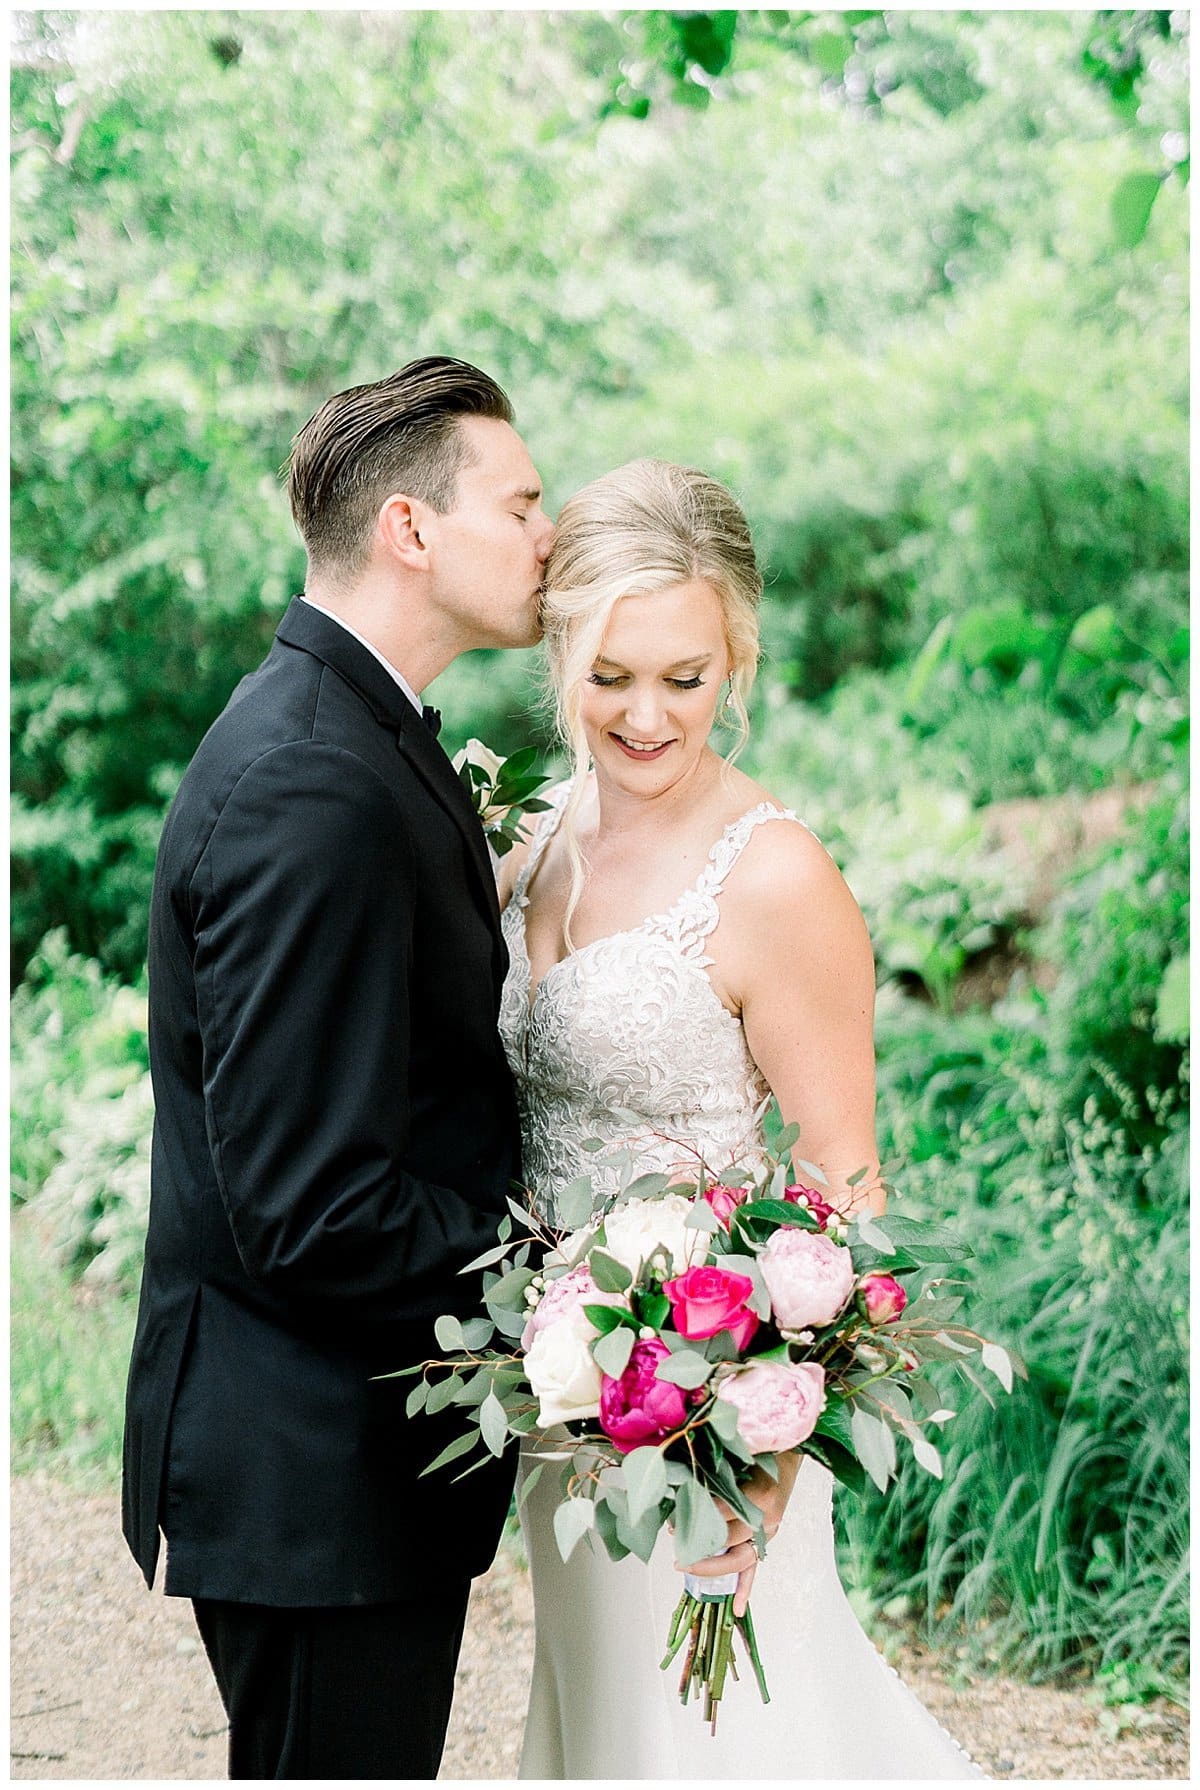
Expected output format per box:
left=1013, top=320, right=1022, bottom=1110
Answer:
left=421, top=705, right=442, bottom=739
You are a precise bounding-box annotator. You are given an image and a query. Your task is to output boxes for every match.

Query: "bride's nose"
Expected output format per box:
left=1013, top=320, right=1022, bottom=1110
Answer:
left=622, top=686, right=666, bottom=735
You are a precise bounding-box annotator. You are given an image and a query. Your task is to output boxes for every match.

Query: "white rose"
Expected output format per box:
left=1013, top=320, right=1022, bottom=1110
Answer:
left=451, top=739, right=513, bottom=827
left=601, top=1195, right=706, bottom=1279
left=451, top=737, right=505, bottom=782
left=524, top=1307, right=603, bottom=1427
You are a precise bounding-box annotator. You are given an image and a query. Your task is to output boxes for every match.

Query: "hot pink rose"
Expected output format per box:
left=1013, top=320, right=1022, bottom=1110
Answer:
left=598, top=1338, right=691, bottom=1454
left=702, top=1183, right=750, bottom=1229
left=716, top=1360, right=827, bottom=1453
left=663, top=1265, right=760, bottom=1351
left=857, top=1272, right=907, bottom=1325
left=760, top=1227, right=856, bottom=1329
left=783, top=1184, right=837, bottom=1228
left=520, top=1263, right=620, bottom=1352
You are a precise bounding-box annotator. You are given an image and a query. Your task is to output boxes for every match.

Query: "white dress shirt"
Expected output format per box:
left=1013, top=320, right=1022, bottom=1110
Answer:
left=299, top=595, right=423, bottom=714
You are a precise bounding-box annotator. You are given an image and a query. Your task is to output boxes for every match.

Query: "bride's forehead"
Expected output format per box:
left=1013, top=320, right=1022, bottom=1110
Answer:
left=598, top=581, right=725, bottom=661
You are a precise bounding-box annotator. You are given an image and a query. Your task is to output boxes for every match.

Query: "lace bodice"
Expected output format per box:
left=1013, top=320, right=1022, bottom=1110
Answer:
left=499, top=784, right=812, bottom=1224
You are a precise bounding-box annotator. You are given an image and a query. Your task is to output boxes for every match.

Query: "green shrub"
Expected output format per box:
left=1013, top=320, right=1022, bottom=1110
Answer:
left=1036, top=776, right=1189, bottom=1152
left=10, top=1212, right=138, bottom=1484
left=10, top=929, right=149, bottom=1205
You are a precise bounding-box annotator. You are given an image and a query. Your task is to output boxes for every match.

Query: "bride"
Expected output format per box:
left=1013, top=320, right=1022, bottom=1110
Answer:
left=496, top=459, right=980, bottom=1779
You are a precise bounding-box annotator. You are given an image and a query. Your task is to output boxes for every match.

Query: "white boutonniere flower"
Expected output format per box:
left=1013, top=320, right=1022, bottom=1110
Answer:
left=452, top=739, right=553, bottom=857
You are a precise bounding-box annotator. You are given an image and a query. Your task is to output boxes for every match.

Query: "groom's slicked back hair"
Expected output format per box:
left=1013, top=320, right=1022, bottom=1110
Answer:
left=286, top=356, right=514, bottom=576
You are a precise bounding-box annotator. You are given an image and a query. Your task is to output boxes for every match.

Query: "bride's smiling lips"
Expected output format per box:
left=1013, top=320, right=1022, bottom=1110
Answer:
left=609, top=732, right=675, bottom=762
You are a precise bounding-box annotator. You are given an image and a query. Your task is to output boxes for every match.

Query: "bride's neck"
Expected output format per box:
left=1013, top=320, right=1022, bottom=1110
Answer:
left=591, top=750, right=725, bottom=841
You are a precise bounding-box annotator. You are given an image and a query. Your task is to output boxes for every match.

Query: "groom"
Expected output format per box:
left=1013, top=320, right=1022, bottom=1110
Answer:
left=122, top=358, right=554, bottom=1778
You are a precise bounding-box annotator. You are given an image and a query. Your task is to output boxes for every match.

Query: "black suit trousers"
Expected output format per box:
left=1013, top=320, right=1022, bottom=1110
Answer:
left=193, top=1584, right=472, bottom=1780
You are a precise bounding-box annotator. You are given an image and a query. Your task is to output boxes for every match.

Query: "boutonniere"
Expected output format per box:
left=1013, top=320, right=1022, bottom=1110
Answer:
left=452, top=739, right=553, bottom=856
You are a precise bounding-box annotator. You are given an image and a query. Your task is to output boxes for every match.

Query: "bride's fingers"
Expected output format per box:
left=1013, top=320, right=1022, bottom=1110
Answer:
left=676, top=1538, right=759, bottom=1577
left=733, top=1559, right=757, bottom=1618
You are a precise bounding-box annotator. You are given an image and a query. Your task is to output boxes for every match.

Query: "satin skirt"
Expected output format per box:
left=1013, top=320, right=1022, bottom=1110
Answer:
left=517, top=1450, right=984, bottom=1780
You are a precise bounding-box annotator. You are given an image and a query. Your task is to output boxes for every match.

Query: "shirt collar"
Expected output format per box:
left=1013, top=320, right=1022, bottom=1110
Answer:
left=299, top=595, right=423, bottom=714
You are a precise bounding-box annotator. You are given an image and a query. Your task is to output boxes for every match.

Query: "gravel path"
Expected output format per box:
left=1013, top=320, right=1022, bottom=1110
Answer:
left=10, top=1472, right=1187, bottom=1780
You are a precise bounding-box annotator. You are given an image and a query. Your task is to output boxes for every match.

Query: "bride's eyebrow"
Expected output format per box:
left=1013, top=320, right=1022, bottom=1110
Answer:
left=593, top=653, right=715, bottom=672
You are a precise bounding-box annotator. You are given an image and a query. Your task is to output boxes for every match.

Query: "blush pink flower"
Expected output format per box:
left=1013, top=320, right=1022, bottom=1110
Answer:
left=520, top=1263, right=622, bottom=1353
left=783, top=1184, right=837, bottom=1228
left=760, top=1227, right=856, bottom=1330
left=702, top=1183, right=750, bottom=1229
left=716, top=1360, right=827, bottom=1453
left=857, top=1272, right=908, bottom=1325
left=663, top=1264, right=759, bottom=1351
left=598, top=1338, right=691, bottom=1454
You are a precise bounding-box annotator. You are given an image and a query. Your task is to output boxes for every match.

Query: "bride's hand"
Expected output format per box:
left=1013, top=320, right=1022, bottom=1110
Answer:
left=678, top=1451, right=802, bottom=1617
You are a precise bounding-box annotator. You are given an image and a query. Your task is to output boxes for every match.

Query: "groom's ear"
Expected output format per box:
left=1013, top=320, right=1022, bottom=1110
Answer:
left=377, top=492, right=433, bottom=571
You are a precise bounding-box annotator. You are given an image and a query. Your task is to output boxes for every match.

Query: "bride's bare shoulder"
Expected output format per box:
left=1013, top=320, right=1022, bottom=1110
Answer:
left=725, top=778, right=860, bottom=922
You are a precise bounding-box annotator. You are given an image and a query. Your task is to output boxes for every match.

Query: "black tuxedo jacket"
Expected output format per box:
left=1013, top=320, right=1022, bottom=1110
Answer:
left=122, top=598, right=520, bottom=1605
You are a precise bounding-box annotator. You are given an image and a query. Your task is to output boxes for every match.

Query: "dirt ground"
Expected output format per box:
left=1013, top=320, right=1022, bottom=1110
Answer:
left=10, top=1471, right=1188, bottom=1781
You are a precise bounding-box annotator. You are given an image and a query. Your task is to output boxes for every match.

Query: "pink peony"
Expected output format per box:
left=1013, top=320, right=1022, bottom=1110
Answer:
left=521, top=1263, right=620, bottom=1353
left=783, top=1184, right=837, bottom=1228
left=598, top=1338, right=691, bottom=1454
left=760, top=1227, right=856, bottom=1330
left=663, top=1265, right=759, bottom=1351
left=702, top=1183, right=750, bottom=1229
left=717, top=1360, right=827, bottom=1454
left=857, top=1272, right=908, bottom=1325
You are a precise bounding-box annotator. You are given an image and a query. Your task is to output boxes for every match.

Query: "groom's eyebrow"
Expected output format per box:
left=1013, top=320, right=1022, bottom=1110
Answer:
left=506, top=485, right=542, bottom=502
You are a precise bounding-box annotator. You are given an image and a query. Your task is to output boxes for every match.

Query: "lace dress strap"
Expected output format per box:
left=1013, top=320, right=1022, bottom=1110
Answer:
left=646, top=803, right=811, bottom=965
left=512, top=779, right=573, bottom=904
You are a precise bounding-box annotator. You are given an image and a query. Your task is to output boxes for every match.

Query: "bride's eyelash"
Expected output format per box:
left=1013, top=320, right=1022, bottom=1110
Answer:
left=586, top=673, right=706, bottom=690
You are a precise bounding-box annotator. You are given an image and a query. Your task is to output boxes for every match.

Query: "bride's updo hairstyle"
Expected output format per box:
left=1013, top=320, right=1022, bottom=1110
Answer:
left=540, top=458, right=762, bottom=943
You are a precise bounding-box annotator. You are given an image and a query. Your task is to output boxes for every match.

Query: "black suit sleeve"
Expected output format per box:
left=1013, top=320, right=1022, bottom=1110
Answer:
left=191, top=738, right=504, bottom=1318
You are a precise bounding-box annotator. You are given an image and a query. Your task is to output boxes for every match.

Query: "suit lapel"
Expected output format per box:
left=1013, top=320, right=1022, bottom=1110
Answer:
left=275, top=598, right=505, bottom=971
left=394, top=702, right=503, bottom=935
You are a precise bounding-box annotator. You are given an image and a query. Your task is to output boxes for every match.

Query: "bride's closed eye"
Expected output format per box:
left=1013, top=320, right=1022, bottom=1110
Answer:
left=586, top=673, right=706, bottom=690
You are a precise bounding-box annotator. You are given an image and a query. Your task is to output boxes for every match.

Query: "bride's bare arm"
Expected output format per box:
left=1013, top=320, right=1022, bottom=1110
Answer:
left=689, top=822, right=882, bottom=1602
left=725, top=821, right=884, bottom=1219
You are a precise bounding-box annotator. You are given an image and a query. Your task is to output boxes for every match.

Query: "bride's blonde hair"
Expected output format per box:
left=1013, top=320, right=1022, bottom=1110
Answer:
left=540, top=458, right=763, bottom=945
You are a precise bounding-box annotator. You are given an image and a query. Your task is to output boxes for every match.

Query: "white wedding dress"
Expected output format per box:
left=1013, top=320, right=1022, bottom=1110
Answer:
left=498, top=785, right=982, bottom=1780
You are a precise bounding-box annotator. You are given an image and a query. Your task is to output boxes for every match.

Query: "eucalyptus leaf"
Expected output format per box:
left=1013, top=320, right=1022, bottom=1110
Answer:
left=980, top=1340, right=1015, bottom=1393
left=623, top=1445, right=668, bottom=1525
left=854, top=1215, right=894, bottom=1254
left=486, top=1303, right=528, bottom=1341
left=592, top=1324, right=635, bottom=1379
left=593, top=1492, right=631, bottom=1562
left=793, top=1158, right=829, bottom=1186
left=850, top=1403, right=896, bottom=1492
left=458, top=1240, right=516, bottom=1274
left=911, top=1435, right=944, bottom=1479
left=405, top=1377, right=430, bottom=1418
left=460, top=1317, right=496, bottom=1350
left=589, top=1248, right=633, bottom=1293
left=425, top=1374, right=460, bottom=1415
left=517, top=1459, right=546, bottom=1507
left=479, top=1389, right=509, bottom=1457
left=673, top=1478, right=728, bottom=1566
left=654, top=1349, right=712, bottom=1390
left=555, top=1177, right=596, bottom=1229
left=622, top=1171, right=673, bottom=1201
left=434, top=1313, right=465, bottom=1351
left=419, top=1430, right=478, bottom=1477
left=553, top=1496, right=596, bottom=1563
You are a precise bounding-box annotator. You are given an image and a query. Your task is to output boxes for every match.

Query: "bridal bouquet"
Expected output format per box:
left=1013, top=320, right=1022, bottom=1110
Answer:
left=398, top=1130, right=1019, bottom=1733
